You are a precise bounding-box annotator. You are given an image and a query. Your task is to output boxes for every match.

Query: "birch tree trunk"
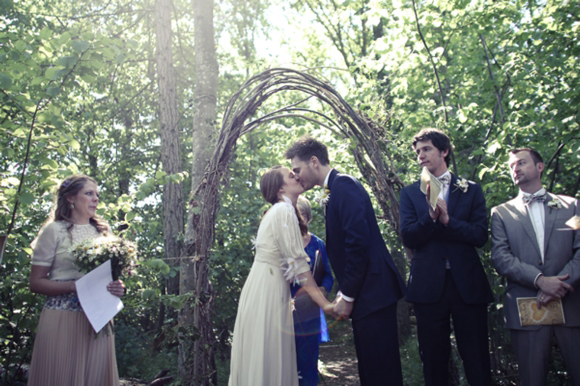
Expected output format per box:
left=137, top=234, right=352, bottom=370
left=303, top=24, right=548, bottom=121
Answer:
left=180, top=0, right=218, bottom=383
left=154, top=0, right=183, bottom=321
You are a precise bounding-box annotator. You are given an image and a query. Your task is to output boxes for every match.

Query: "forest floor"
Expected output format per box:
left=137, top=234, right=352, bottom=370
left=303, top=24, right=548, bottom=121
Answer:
left=317, top=318, right=361, bottom=386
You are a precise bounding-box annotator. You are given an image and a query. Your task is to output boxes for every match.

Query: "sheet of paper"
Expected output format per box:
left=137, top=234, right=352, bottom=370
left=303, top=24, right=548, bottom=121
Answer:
left=420, top=167, right=442, bottom=211
left=76, top=259, right=124, bottom=333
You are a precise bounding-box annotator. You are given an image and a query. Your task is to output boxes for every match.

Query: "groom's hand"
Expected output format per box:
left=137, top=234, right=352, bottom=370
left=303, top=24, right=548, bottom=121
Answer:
left=334, top=298, right=353, bottom=320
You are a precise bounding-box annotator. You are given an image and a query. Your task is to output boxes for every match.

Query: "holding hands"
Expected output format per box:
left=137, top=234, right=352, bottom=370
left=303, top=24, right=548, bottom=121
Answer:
left=331, top=293, right=353, bottom=320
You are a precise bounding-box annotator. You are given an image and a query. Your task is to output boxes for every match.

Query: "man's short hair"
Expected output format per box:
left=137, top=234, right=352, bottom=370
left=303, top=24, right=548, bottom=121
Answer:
left=285, top=136, right=330, bottom=165
left=509, top=148, right=544, bottom=165
left=412, top=128, right=452, bottom=166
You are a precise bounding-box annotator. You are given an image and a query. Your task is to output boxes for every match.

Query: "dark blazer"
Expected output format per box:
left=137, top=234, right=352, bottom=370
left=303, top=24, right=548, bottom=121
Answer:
left=400, top=174, right=493, bottom=304
left=325, top=169, right=406, bottom=320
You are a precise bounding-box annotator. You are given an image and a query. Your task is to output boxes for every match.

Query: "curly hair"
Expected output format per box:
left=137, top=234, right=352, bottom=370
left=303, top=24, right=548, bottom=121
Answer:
left=285, top=136, right=330, bottom=165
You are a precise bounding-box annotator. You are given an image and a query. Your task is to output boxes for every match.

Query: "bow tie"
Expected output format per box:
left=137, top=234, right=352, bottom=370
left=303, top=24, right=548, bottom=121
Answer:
left=438, top=174, right=451, bottom=186
left=522, top=193, right=546, bottom=205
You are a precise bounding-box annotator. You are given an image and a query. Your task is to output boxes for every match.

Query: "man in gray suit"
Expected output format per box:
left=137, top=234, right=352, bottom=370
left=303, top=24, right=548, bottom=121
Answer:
left=491, top=148, right=580, bottom=386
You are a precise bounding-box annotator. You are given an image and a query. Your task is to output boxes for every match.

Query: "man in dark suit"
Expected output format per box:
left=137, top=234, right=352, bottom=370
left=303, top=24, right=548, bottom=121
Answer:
left=399, top=128, right=493, bottom=386
left=286, top=137, right=406, bottom=386
left=491, top=148, right=580, bottom=386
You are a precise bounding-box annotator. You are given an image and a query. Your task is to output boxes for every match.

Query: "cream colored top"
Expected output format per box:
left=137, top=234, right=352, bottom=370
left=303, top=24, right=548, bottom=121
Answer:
left=31, top=221, right=101, bottom=281
left=253, top=200, right=311, bottom=283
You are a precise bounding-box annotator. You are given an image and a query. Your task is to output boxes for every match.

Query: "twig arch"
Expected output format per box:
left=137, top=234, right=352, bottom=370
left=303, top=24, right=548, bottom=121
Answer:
left=180, top=67, right=407, bottom=385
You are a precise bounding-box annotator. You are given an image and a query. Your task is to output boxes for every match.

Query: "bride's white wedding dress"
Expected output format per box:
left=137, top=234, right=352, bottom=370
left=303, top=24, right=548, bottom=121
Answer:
left=229, top=199, right=311, bottom=386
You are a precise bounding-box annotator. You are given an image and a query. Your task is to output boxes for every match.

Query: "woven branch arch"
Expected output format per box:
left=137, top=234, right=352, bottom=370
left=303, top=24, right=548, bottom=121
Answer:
left=192, top=67, right=405, bottom=248
left=181, top=68, right=408, bottom=384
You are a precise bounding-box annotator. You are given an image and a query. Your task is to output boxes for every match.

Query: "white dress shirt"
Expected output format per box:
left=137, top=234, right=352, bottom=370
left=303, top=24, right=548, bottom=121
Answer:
left=437, top=171, right=452, bottom=203
left=520, top=188, right=546, bottom=264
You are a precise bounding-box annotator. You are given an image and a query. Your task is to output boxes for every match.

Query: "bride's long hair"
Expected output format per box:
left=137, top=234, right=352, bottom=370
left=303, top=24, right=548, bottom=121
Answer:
left=260, top=166, right=308, bottom=236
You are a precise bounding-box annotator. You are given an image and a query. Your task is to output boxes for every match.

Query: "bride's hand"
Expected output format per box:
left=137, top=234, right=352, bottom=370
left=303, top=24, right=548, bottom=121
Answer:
left=322, top=302, right=339, bottom=319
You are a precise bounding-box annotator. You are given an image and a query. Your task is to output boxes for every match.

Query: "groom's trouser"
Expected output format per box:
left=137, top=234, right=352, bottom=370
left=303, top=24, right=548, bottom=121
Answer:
left=351, top=303, right=403, bottom=386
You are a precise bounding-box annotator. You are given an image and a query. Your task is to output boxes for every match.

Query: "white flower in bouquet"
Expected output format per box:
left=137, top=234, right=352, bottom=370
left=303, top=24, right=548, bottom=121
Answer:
left=71, top=236, right=137, bottom=280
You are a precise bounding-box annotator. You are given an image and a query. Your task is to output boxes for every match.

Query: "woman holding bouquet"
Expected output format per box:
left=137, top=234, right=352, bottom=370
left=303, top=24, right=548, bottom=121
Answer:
left=28, top=175, right=124, bottom=386
left=228, top=166, right=336, bottom=386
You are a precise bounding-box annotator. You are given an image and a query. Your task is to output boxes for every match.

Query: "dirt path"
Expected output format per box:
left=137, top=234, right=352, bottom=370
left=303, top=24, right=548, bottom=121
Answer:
left=317, top=319, right=360, bottom=386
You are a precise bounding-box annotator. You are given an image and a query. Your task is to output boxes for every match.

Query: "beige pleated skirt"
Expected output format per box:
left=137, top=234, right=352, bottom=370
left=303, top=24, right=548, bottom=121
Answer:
left=28, top=308, right=120, bottom=386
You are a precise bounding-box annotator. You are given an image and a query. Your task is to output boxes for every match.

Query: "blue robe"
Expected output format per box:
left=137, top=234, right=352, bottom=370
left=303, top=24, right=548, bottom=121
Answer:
left=290, top=234, right=334, bottom=386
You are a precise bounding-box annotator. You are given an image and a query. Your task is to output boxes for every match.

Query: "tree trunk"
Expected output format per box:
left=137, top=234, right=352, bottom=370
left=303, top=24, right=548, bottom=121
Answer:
left=154, top=0, right=183, bottom=309
left=181, top=0, right=218, bottom=384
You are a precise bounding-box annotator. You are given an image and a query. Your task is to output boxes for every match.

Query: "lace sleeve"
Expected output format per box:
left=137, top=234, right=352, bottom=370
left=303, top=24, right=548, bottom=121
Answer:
left=271, top=204, right=311, bottom=283
left=31, top=222, right=63, bottom=267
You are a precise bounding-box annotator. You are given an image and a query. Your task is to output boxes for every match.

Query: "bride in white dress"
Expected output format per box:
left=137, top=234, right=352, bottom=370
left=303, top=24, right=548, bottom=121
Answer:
left=228, top=166, right=335, bottom=386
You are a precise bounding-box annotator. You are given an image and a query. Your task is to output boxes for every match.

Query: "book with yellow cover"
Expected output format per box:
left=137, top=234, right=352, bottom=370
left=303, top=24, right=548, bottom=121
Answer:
left=517, top=297, right=565, bottom=326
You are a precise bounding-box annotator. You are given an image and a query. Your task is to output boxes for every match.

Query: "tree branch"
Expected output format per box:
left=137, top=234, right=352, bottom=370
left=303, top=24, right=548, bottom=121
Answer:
left=411, top=0, right=448, bottom=123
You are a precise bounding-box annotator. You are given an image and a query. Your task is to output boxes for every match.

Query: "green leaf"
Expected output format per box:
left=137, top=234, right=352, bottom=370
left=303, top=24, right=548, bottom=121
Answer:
left=45, top=67, right=57, bottom=80
left=0, top=73, right=12, bottom=89
left=142, top=289, right=155, bottom=300
left=41, top=158, right=59, bottom=169
left=31, top=77, right=44, bottom=86
left=478, top=167, right=488, bottom=180
left=19, top=192, right=35, bottom=205
left=1, top=177, right=20, bottom=186
left=39, top=27, right=52, bottom=40
left=72, top=40, right=90, bottom=53
left=46, top=87, right=60, bottom=97
left=69, top=139, right=80, bottom=150
left=15, top=40, right=26, bottom=51
left=58, top=56, right=78, bottom=68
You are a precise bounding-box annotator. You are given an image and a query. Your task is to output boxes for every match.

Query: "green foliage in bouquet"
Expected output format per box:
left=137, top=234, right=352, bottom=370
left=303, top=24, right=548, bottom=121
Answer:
left=71, top=236, right=137, bottom=280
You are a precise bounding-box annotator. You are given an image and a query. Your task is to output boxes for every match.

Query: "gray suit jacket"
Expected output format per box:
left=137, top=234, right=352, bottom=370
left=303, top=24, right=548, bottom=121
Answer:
left=491, top=192, right=580, bottom=330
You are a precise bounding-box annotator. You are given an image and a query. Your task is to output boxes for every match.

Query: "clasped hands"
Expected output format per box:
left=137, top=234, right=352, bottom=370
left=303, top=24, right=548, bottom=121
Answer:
left=536, top=274, right=574, bottom=309
left=322, top=293, right=353, bottom=320
left=426, top=184, right=449, bottom=225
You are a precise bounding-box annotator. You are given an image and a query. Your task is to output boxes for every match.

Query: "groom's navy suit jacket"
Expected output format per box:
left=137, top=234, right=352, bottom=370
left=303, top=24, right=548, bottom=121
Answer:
left=325, top=169, right=406, bottom=320
left=400, top=174, right=493, bottom=304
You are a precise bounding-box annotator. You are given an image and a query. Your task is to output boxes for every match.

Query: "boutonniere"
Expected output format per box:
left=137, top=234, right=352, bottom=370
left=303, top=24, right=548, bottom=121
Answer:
left=547, top=196, right=562, bottom=209
left=453, top=178, right=469, bottom=193
left=315, top=185, right=331, bottom=206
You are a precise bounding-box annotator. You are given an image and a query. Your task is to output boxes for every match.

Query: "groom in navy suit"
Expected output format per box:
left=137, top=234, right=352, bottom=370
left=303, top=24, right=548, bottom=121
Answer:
left=286, top=137, right=406, bottom=386
left=399, top=128, right=494, bottom=386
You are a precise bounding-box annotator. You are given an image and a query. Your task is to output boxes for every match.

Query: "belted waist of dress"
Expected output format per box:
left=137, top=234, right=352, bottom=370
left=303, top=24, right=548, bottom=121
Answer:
left=253, top=254, right=280, bottom=268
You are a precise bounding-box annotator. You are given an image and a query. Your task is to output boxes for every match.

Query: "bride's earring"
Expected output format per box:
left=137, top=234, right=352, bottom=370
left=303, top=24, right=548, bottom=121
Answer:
left=70, top=203, right=75, bottom=209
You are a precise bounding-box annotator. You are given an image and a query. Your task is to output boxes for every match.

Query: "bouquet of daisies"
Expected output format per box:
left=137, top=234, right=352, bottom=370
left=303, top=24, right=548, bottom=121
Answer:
left=71, top=236, right=137, bottom=280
